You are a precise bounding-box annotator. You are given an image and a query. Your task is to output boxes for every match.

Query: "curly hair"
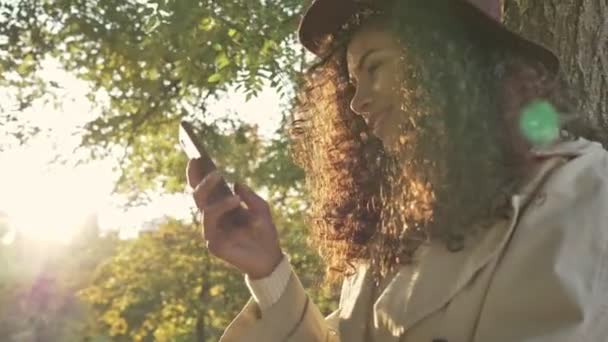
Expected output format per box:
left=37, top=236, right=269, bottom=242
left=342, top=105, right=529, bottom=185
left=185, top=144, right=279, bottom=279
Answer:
left=289, top=2, right=579, bottom=287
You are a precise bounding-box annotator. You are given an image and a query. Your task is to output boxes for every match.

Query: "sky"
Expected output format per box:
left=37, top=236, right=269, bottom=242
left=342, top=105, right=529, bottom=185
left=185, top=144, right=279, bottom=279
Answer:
left=0, top=60, right=283, bottom=243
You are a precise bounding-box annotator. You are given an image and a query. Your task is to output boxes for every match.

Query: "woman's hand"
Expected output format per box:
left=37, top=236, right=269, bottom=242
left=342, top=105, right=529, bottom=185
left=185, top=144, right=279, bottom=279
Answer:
left=187, top=159, right=284, bottom=279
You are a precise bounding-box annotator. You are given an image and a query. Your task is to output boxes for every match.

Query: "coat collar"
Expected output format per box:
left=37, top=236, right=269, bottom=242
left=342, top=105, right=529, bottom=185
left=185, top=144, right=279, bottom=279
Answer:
left=529, top=135, right=602, bottom=159
left=341, top=137, right=601, bottom=341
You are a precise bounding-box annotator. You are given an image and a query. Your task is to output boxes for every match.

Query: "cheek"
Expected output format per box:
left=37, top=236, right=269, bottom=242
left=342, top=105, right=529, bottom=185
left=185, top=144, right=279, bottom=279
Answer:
left=376, top=64, right=404, bottom=100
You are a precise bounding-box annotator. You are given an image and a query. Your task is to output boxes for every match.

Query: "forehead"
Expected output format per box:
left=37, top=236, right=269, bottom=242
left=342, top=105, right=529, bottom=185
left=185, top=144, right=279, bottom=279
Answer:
left=346, top=25, right=401, bottom=67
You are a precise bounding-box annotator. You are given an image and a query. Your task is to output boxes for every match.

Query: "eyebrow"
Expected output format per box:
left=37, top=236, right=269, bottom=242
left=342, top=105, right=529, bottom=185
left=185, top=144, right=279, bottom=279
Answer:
left=350, top=48, right=382, bottom=83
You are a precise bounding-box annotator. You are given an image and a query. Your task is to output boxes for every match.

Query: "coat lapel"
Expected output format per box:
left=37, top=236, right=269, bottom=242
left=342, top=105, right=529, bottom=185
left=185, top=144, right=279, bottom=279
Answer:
left=336, top=263, right=376, bottom=342
left=372, top=213, right=517, bottom=341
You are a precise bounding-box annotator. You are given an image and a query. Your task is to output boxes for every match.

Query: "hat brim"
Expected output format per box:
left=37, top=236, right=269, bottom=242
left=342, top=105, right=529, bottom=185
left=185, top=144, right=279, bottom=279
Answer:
left=298, top=0, right=559, bottom=73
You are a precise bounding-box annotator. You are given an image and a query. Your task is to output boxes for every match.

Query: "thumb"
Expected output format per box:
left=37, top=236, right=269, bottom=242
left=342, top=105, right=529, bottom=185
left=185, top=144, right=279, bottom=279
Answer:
left=186, top=158, right=204, bottom=189
left=234, top=183, right=267, bottom=214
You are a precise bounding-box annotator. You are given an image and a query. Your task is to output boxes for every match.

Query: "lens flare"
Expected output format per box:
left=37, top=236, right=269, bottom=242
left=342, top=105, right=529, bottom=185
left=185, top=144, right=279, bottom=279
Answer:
left=519, top=100, right=559, bottom=146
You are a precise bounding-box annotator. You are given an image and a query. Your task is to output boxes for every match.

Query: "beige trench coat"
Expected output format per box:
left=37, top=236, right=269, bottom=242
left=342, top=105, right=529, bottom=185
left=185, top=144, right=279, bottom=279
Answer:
left=220, top=138, right=608, bottom=342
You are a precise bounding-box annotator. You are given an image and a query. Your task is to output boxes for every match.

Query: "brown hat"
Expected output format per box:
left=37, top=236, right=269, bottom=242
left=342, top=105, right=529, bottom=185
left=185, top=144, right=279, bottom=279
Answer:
left=298, top=0, right=559, bottom=73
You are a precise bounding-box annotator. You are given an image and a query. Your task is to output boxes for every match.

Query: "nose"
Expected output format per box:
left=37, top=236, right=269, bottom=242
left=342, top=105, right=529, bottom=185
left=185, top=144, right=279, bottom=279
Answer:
left=350, top=83, right=373, bottom=117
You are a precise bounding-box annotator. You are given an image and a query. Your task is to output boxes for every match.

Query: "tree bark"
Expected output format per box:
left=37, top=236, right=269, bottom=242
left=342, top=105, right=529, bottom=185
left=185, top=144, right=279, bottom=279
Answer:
left=503, top=0, right=608, bottom=144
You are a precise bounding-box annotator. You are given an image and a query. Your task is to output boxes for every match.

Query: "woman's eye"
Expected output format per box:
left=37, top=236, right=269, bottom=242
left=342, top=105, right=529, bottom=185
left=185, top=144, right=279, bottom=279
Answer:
left=367, top=61, right=382, bottom=74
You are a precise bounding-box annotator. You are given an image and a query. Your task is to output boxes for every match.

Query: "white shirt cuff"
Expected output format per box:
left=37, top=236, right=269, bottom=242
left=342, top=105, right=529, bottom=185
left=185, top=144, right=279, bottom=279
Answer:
left=245, top=254, right=292, bottom=312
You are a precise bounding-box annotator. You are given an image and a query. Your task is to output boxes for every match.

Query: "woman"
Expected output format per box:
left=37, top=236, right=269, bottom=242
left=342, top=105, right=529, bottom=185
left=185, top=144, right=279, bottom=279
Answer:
left=187, top=0, right=608, bottom=341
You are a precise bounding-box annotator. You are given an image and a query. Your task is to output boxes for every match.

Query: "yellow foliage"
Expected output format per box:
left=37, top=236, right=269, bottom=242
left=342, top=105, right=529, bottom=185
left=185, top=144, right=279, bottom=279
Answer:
left=209, top=284, right=224, bottom=297
left=110, top=318, right=128, bottom=336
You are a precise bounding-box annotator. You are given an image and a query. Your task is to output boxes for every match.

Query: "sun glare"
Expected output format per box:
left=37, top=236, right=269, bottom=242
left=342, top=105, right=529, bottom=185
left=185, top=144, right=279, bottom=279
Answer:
left=0, top=149, right=111, bottom=243
left=0, top=59, right=115, bottom=244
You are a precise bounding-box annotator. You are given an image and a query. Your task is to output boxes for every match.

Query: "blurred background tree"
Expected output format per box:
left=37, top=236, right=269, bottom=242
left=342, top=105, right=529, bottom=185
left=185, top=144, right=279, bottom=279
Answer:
left=78, top=217, right=335, bottom=341
left=0, top=216, right=119, bottom=341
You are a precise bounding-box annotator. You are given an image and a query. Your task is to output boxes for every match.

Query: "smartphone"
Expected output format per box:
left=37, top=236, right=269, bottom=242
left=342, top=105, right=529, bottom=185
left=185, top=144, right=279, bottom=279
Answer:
left=179, top=120, right=247, bottom=227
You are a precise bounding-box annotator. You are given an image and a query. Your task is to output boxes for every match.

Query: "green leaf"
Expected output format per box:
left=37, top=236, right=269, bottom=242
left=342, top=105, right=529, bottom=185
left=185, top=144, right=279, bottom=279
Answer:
left=199, top=17, right=215, bottom=31
left=215, top=53, right=230, bottom=69
left=207, top=73, right=222, bottom=83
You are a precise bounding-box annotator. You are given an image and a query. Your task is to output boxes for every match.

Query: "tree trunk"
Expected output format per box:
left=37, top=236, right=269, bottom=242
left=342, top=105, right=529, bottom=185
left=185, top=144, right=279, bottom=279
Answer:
left=196, top=262, right=210, bottom=342
left=503, top=0, right=608, bottom=144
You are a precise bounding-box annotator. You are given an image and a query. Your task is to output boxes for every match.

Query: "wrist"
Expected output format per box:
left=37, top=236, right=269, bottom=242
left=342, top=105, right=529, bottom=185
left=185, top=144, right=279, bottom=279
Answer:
left=247, top=249, right=284, bottom=280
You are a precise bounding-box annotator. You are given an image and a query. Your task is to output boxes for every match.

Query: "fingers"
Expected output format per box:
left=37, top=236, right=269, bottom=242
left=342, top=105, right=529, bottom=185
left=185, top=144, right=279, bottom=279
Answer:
left=234, top=183, right=269, bottom=215
left=201, top=195, right=242, bottom=242
left=192, top=170, right=223, bottom=210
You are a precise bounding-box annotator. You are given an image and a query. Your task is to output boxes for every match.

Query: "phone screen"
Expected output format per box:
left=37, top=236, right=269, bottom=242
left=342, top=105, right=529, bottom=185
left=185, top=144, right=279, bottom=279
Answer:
left=179, top=122, right=204, bottom=160
left=180, top=121, right=227, bottom=188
